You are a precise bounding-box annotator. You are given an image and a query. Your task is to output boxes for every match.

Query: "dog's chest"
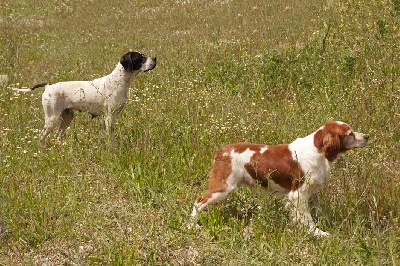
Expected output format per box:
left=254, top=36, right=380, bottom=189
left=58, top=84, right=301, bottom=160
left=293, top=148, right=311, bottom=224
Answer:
left=86, top=77, right=130, bottom=108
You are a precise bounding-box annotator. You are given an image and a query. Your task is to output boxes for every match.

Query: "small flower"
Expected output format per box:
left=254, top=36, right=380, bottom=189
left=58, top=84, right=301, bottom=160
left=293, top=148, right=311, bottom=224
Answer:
left=52, top=139, right=62, bottom=145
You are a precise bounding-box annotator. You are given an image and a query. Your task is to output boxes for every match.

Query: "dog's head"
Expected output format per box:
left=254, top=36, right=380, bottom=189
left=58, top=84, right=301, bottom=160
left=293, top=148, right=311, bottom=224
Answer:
left=120, top=52, right=157, bottom=73
left=314, top=121, right=369, bottom=161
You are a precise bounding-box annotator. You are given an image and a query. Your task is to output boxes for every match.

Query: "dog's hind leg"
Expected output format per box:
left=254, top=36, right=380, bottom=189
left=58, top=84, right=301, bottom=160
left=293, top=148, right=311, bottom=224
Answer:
left=191, top=190, right=231, bottom=216
left=40, top=118, right=59, bottom=147
left=55, top=109, right=74, bottom=141
left=188, top=188, right=234, bottom=229
left=189, top=173, right=238, bottom=229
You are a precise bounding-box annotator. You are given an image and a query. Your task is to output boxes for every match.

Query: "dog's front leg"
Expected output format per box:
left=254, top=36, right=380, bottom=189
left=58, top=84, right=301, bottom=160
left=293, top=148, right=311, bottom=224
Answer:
left=309, top=193, right=320, bottom=220
left=103, top=113, right=117, bottom=134
left=100, top=109, right=121, bottom=138
left=99, top=118, right=109, bottom=139
left=109, top=104, right=125, bottom=131
left=286, top=191, right=330, bottom=237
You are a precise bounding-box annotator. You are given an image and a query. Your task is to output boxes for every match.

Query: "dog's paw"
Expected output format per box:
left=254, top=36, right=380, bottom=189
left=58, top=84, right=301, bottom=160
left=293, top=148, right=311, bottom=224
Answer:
left=313, top=228, right=331, bottom=238
left=187, top=222, right=199, bottom=230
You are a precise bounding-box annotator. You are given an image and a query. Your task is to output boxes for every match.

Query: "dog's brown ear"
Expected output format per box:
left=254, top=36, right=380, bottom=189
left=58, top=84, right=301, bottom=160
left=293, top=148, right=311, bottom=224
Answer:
left=323, top=131, right=341, bottom=161
left=314, top=129, right=341, bottom=161
left=314, top=129, right=324, bottom=152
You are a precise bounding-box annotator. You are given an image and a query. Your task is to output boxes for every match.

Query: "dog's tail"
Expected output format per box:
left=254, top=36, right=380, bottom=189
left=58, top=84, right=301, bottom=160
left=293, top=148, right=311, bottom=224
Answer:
left=12, top=82, right=48, bottom=92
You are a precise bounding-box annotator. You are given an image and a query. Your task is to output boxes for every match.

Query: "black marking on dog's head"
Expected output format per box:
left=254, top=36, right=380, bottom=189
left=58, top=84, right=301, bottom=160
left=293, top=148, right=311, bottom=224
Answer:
left=120, top=52, right=146, bottom=72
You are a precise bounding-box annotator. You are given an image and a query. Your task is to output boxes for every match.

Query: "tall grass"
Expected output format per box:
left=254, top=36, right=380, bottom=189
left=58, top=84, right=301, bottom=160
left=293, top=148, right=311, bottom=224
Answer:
left=1, top=0, right=400, bottom=264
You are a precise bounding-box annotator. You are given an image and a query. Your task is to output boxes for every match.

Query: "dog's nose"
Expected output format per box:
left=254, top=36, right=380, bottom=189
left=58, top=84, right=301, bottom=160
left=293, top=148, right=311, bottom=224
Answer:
left=364, top=134, right=369, bottom=140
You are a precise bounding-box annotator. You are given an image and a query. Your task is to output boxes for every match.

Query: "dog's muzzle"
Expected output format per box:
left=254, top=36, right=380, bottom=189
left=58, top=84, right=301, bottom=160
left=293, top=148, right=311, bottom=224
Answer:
left=144, top=57, right=157, bottom=72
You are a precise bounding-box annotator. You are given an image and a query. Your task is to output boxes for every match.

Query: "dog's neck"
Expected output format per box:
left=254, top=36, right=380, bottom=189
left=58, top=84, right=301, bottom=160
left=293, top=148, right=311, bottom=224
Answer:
left=109, top=63, right=139, bottom=84
left=289, top=132, right=335, bottom=170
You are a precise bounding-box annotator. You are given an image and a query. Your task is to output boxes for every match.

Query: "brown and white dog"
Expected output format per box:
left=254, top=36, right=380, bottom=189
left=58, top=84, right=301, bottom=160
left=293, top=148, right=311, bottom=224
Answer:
left=190, top=121, right=369, bottom=236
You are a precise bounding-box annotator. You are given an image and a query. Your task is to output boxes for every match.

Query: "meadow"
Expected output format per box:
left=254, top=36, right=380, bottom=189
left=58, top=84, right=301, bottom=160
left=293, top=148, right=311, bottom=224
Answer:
left=1, top=0, right=400, bottom=264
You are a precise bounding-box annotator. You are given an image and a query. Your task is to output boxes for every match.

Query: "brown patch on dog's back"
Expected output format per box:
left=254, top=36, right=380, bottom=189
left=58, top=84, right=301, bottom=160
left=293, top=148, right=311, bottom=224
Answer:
left=244, top=144, right=305, bottom=191
left=230, top=142, right=261, bottom=154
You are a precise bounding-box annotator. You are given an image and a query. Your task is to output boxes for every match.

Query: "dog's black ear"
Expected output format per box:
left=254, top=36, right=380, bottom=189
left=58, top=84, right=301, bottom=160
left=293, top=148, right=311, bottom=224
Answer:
left=120, top=52, right=144, bottom=72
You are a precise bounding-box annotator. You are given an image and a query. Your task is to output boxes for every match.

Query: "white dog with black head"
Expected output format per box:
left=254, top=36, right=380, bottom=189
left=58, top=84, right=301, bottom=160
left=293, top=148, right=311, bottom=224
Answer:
left=13, top=52, right=156, bottom=147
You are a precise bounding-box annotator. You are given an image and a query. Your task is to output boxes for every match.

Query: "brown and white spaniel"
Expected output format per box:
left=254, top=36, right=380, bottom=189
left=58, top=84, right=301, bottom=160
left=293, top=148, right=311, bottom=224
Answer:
left=190, top=121, right=369, bottom=236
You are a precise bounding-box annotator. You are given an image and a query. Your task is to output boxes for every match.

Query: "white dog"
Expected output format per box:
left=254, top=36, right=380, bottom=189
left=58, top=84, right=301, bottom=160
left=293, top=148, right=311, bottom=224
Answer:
left=13, top=52, right=156, bottom=147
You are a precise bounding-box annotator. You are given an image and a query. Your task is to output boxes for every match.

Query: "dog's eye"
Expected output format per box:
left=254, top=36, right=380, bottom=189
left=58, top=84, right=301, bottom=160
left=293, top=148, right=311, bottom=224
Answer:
left=349, top=132, right=355, bottom=137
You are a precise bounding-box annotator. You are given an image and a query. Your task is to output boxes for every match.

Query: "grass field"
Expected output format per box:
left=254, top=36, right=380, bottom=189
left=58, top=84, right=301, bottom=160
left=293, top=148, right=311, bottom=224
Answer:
left=1, top=0, right=400, bottom=265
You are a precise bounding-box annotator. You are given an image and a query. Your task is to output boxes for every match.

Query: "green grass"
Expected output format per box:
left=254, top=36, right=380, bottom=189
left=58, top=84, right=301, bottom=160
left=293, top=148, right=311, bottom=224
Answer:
left=1, top=0, right=400, bottom=264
